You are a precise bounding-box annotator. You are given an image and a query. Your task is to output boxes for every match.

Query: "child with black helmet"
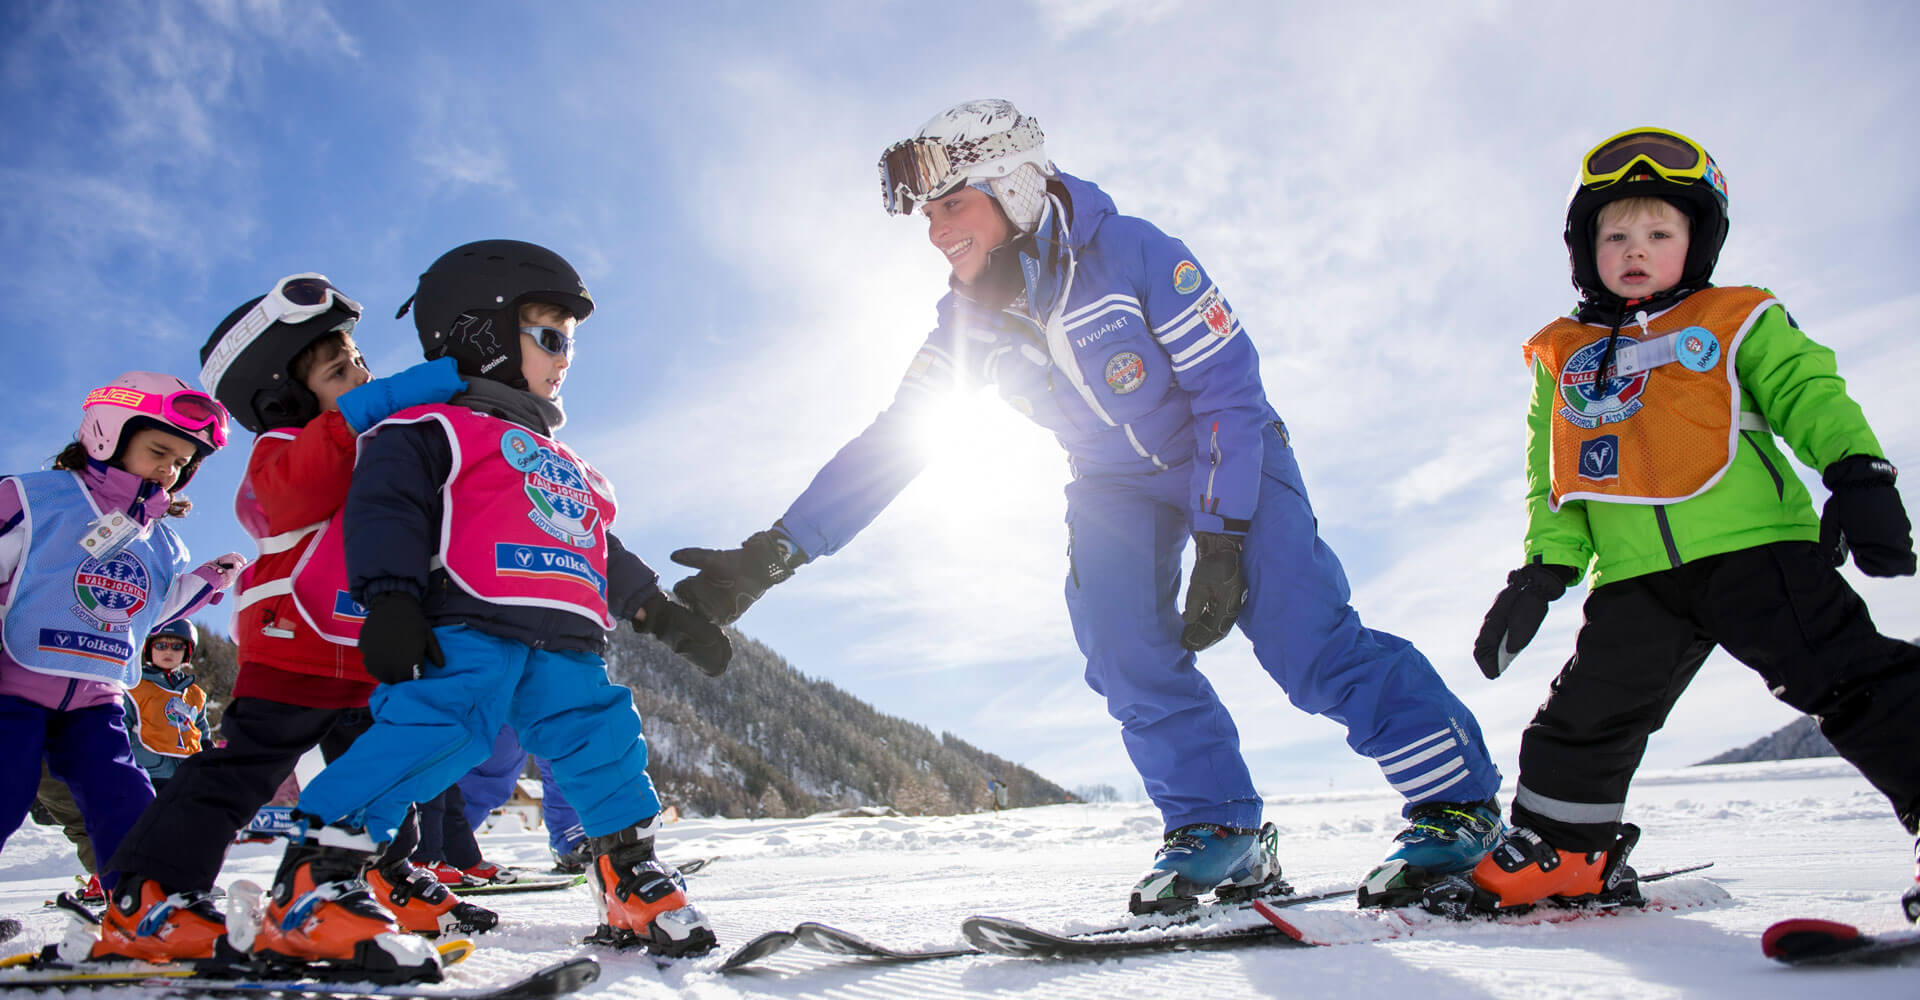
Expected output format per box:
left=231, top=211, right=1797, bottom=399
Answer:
left=1463, top=127, right=1920, bottom=917
left=121, top=619, right=211, bottom=793
left=97, top=274, right=491, bottom=972
left=0, top=372, right=244, bottom=937
left=267, top=240, right=729, bottom=969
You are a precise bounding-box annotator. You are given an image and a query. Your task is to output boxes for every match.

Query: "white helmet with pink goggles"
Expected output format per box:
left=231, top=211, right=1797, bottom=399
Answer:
left=79, top=372, right=231, bottom=465
left=879, top=99, right=1054, bottom=232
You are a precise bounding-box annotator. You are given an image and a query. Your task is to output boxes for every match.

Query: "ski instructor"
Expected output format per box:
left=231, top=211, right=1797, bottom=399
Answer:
left=670, top=99, right=1504, bottom=912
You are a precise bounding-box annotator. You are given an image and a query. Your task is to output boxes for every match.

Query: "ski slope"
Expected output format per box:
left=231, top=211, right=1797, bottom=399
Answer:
left=2, top=758, right=1913, bottom=998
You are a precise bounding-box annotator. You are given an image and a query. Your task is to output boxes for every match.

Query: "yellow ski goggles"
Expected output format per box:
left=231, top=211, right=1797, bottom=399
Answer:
left=1579, top=127, right=1727, bottom=201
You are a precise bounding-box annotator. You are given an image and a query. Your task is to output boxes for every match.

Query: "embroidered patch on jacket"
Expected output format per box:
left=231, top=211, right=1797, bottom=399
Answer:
left=1556, top=338, right=1647, bottom=430
left=1104, top=351, right=1147, bottom=394
left=1172, top=261, right=1202, bottom=295
left=1578, top=435, right=1620, bottom=483
left=1197, top=288, right=1233, bottom=338
left=71, top=551, right=150, bottom=629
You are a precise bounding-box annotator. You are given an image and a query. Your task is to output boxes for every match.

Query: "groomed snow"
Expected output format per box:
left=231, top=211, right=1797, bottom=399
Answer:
left=3, top=758, right=1913, bottom=997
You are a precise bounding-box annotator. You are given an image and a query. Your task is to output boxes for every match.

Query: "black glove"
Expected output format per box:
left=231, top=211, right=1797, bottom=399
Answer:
left=357, top=593, right=443, bottom=685
left=636, top=591, right=733, bottom=677
left=669, top=528, right=806, bottom=626
left=1820, top=455, right=1916, bottom=577
left=1472, top=563, right=1579, bottom=679
left=1180, top=532, right=1248, bottom=652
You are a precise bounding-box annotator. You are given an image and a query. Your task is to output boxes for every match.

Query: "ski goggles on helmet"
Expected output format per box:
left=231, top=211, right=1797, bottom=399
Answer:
left=878, top=117, right=1046, bottom=216
left=1579, top=128, right=1727, bottom=201
left=520, top=325, right=574, bottom=360
left=83, top=384, right=230, bottom=449
left=200, top=273, right=363, bottom=396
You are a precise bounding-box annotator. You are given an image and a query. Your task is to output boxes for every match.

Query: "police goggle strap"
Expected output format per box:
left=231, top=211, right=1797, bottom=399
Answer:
left=879, top=118, right=1045, bottom=214
left=1581, top=129, right=1708, bottom=187
left=199, top=273, right=363, bottom=394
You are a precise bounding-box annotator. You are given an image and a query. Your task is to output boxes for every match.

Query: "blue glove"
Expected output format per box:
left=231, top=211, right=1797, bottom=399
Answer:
left=336, top=357, right=467, bottom=433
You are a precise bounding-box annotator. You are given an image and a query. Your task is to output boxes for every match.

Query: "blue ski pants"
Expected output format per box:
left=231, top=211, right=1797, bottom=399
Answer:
left=1064, top=421, right=1500, bottom=832
left=298, top=625, right=658, bottom=843
left=457, top=725, right=585, bottom=856
left=0, top=696, right=152, bottom=891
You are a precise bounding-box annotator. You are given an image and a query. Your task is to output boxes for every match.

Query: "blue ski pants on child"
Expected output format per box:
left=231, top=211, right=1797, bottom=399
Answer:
left=456, top=725, right=585, bottom=856
left=0, top=697, right=153, bottom=890
left=298, top=625, right=659, bottom=844
left=1065, top=420, right=1500, bottom=832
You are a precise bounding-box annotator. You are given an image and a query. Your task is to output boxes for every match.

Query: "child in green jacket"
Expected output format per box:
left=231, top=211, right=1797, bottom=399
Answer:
left=1465, top=127, right=1920, bottom=919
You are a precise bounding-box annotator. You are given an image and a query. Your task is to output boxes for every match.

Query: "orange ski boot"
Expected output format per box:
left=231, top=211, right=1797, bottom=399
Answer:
left=1468, top=823, right=1642, bottom=911
left=366, top=861, right=497, bottom=937
left=251, top=823, right=441, bottom=984
left=90, top=876, right=228, bottom=962
left=584, top=818, right=715, bottom=957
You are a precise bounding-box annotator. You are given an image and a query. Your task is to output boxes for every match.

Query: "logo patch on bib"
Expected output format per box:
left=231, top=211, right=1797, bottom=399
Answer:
left=1578, top=435, right=1620, bottom=482
left=1557, top=338, right=1648, bottom=430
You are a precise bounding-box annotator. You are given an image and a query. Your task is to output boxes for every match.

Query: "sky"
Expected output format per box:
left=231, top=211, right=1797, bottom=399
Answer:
left=2, top=0, right=1917, bottom=802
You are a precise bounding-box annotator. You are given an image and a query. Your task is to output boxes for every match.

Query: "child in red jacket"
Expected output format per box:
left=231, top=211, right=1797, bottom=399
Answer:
left=96, top=275, right=492, bottom=963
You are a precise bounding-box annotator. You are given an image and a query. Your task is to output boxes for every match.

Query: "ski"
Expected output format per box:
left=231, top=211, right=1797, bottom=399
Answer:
left=956, top=880, right=1359, bottom=960
left=716, top=881, right=1338, bottom=972
left=1259, top=866, right=1724, bottom=947
left=792, top=922, right=979, bottom=961
left=1762, top=918, right=1920, bottom=967
left=965, top=865, right=1716, bottom=959
left=672, top=856, right=715, bottom=876
left=715, top=930, right=797, bottom=972
left=454, top=873, right=588, bottom=896
left=0, top=955, right=598, bottom=998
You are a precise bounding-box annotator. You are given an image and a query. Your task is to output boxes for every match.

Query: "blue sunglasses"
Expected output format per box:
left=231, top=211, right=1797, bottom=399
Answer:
left=521, top=325, right=574, bottom=360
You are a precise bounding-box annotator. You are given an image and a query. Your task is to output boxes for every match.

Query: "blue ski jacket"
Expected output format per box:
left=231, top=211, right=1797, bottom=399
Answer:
left=780, top=171, right=1278, bottom=558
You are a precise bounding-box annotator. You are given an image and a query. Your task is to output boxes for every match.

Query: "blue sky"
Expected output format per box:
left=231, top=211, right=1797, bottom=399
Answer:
left=4, top=1, right=1917, bottom=802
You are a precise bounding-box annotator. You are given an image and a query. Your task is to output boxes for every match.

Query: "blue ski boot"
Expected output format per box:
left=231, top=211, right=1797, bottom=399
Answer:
left=1128, top=822, right=1284, bottom=915
left=1359, top=799, right=1503, bottom=908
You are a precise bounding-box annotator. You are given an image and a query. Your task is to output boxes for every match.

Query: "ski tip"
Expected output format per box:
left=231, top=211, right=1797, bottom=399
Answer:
left=525, top=956, right=600, bottom=994
left=436, top=937, right=478, bottom=966
left=1761, top=918, right=1862, bottom=960
left=718, top=930, right=797, bottom=973
left=52, top=892, right=102, bottom=926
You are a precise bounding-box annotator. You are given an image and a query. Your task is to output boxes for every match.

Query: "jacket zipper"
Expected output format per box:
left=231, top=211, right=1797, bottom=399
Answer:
left=1654, top=505, right=1683, bottom=568
left=1741, top=431, right=1786, bottom=499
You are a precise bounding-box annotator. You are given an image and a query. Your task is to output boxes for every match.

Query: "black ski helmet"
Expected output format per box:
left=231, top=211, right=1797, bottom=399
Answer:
left=199, top=290, right=362, bottom=433
left=1564, top=127, right=1730, bottom=308
left=144, top=618, right=197, bottom=663
left=398, top=240, right=593, bottom=389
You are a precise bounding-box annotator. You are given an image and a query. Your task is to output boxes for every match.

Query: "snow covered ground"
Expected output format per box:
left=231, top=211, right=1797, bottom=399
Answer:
left=3, top=758, right=1915, bottom=998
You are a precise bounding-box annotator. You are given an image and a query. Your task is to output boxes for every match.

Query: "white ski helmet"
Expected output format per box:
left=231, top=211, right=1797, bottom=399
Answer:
left=879, top=99, right=1054, bottom=233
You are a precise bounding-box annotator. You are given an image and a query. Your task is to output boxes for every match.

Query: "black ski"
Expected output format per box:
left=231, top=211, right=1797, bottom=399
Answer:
left=673, top=857, right=715, bottom=876
left=792, top=922, right=979, bottom=961
left=1762, top=918, right=1920, bottom=967
left=966, top=864, right=1715, bottom=959
left=0, top=956, right=599, bottom=998
left=957, top=881, right=1356, bottom=959
left=454, top=873, right=588, bottom=896
left=716, top=883, right=1343, bottom=972
left=715, top=929, right=797, bottom=972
